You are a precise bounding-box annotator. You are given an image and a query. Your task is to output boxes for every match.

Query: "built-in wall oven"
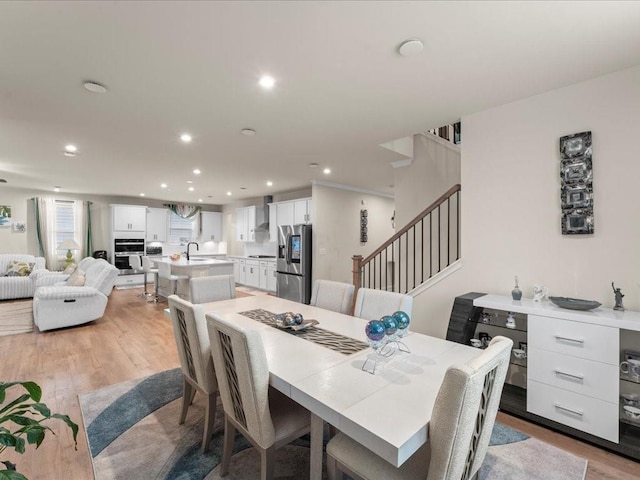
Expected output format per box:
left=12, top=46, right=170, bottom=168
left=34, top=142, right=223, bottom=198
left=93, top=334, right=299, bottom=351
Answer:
left=113, top=238, right=145, bottom=273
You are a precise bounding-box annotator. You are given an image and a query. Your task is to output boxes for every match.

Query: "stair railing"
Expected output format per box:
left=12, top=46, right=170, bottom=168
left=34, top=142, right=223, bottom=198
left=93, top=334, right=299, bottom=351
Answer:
left=352, top=184, right=461, bottom=296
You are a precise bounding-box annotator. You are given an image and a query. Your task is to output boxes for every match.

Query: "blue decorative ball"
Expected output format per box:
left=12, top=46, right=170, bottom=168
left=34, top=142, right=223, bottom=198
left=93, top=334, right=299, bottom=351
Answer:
left=381, top=315, right=398, bottom=336
left=365, top=320, right=386, bottom=342
left=393, top=311, right=410, bottom=330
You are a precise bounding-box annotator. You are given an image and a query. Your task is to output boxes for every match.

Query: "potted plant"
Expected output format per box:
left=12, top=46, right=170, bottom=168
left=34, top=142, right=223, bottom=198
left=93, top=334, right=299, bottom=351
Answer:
left=0, top=381, right=78, bottom=480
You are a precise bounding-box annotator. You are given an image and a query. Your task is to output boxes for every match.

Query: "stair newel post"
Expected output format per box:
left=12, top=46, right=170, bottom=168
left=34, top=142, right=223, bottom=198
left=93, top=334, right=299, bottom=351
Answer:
left=352, top=255, right=363, bottom=315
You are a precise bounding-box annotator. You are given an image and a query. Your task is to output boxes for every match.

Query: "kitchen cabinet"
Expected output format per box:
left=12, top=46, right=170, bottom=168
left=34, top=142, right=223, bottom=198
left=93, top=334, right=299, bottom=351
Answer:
left=112, top=205, right=146, bottom=232
left=275, top=198, right=312, bottom=227
left=245, top=259, right=260, bottom=288
left=146, top=208, right=168, bottom=242
left=269, top=203, right=278, bottom=241
left=236, top=206, right=257, bottom=242
left=294, top=199, right=312, bottom=224
left=259, top=261, right=270, bottom=290
left=200, top=211, right=223, bottom=242
left=236, top=258, right=246, bottom=284
left=267, top=262, right=277, bottom=293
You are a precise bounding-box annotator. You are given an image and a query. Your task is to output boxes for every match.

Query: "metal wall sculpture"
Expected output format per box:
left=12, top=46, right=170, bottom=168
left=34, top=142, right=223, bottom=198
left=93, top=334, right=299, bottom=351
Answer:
left=559, top=131, right=593, bottom=235
left=360, top=209, right=368, bottom=243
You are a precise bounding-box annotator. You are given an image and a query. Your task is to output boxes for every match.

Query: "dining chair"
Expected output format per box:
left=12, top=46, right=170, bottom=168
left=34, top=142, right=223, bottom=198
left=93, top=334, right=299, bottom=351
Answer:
left=157, top=261, right=188, bottom=299
left=353, top=287, right=413, bottom=320
left=141, top=256, right=159, bottom=303
left=309, top=279, right=355, bottom=314
left=128, top=255, right=147, bottom=298
left=207, top=314, right=311, bottom=480
left=189, top=275, right=236, bottom=304
left=167, top=295, right=219, bottom=453
left=326, top=335, right=513, bottom=480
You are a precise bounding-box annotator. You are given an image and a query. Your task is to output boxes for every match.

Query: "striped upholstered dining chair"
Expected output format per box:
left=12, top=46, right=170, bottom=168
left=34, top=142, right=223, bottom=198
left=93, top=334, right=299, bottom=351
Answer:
left=309, top=279, right=355, bottom=314
left=189, top=274, right=236, bottom=304
left=167, top=295, right=219, bottom=453
left=206, top=314, right=311, bottom=480
left=352, top=287, right=413, bottom=320
left=326, top=336, right=513, bottom=480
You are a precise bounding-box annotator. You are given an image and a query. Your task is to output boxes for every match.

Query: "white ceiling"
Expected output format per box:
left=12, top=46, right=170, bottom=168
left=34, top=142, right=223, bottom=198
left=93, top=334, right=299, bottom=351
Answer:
left=1, top=1, right=639, bottom=205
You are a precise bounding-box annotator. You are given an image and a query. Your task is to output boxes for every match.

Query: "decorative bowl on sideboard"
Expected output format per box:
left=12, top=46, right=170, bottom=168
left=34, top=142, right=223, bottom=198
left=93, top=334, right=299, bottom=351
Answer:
left=549, top=296, right=601, bottom=311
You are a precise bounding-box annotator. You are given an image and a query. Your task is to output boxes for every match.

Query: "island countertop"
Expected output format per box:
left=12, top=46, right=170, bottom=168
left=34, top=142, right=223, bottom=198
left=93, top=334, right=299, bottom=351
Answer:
left=153, top=257, right=233, bottom=267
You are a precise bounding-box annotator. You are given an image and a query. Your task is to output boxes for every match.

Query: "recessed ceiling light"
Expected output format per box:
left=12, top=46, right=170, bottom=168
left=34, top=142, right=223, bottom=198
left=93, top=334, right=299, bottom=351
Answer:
left=54, top=186, right=61, bottom=192
left=259, top=75, right=275, bottom=89
left=266, top=181, right=273, bottom=187
left=64, top=144, right=77, bottom=153
left=63, top=151, right=76, bottom=157
left=398, top=39, right=424, bottom=57
left=323, top=168, right=331, bottom=174
left=180, top=133, right=192, bottom=143
left=241, top=128, right=256, bottom=136
left=140, top=193, right=145, bottom=197
left=226, top=191, right=232, bottom=196
left=83, top=81, right=108, bottom=94
left=308, top=163, right=319, bottom=168
left=188, top=187, right=195, bottom=192
left=161, top=183, right=168, bottom=188
left=193, top=169, right=201, bottom=175
left=198, top=199, right=203, bottom=203
left=186, top=180, right=193, bottom=184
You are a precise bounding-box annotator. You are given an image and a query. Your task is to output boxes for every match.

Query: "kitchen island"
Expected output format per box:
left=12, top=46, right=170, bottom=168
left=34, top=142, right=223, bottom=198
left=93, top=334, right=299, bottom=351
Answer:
left=153, top=257, right=234, bottom=300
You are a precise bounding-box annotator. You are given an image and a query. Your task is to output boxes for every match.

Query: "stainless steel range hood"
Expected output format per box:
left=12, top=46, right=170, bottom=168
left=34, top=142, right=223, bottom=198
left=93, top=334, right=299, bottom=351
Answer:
left=254, top=195, right=273, bottom=232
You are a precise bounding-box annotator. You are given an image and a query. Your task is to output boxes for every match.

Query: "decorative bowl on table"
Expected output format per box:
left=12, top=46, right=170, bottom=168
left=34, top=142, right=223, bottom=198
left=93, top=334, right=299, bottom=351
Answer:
left=170, top=253, right=182, bottom=261
left=549, top=296, right=601, bottom=311
left=273, top=312, right=318, bottom=331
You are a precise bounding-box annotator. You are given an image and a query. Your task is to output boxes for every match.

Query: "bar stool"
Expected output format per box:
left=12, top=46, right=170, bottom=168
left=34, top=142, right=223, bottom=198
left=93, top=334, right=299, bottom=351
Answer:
left=128, top=255, right=148, bottom=298
left=141, top=256, right=159, bottom=303
left=157, top=261, right=188, bottom=300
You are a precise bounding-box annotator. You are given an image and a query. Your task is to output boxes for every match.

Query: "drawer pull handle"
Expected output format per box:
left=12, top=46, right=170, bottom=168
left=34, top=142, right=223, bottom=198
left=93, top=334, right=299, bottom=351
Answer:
left=554, top=369, right=584, bottom=381
left=554, top=403, right=583, bottom=416
left=554, top=335, right=584, bottom=344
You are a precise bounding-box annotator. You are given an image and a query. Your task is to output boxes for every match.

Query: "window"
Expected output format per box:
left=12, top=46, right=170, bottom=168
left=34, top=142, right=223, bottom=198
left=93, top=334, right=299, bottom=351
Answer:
left=169, top=213, right=196, bottom=244
left=54, top=200, right=76, bottom=246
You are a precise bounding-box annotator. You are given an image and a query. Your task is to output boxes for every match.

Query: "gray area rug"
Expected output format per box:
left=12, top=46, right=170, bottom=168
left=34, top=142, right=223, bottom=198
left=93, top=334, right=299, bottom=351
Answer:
left=79, top=368, right=587, bottom=480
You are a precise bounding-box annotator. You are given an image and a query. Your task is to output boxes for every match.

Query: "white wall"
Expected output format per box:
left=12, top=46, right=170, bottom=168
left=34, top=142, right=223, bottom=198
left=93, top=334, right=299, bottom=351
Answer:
left=312, top=183, right=395, bottom=284
left=394, top=133, right=461, bottom=228
left=409, top=65, right=640, bottom=338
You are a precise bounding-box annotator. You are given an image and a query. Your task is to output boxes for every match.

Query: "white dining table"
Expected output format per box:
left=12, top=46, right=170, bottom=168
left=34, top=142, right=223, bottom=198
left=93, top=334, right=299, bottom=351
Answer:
left=195, top=295, right=479, bottom=480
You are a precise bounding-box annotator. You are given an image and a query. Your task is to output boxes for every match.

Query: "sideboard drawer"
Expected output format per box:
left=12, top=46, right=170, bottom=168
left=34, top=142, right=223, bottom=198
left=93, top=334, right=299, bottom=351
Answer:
left=528, top=347, right=619, bottom=403
left=528, top=380, right=618, bottom=443
left=528, top=314, right=618, bottom=364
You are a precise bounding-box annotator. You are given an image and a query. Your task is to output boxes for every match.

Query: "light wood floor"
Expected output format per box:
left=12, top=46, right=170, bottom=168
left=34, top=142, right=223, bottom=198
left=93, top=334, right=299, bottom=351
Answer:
left=0, top=288, right=638, bottom=479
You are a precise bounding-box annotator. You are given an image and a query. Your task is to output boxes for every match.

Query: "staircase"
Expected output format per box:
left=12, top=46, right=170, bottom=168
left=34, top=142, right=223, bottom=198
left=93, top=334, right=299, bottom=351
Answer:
left=352, top=184, right=461, bottom=295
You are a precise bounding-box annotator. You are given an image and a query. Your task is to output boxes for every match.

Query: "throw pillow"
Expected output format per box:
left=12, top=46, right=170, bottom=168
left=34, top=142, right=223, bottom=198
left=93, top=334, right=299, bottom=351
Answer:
left=66, top=269, right=86, bottom=286
left=4, top=261, right=35, bottom=277
left=63, top=263, right=77, bottom=275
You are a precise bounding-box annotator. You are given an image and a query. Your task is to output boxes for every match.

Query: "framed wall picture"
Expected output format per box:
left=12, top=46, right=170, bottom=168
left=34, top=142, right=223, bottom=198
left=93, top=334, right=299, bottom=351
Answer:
left=559, top=131, right=593, bottom=235
left=0, top=205, right=11, bottom=227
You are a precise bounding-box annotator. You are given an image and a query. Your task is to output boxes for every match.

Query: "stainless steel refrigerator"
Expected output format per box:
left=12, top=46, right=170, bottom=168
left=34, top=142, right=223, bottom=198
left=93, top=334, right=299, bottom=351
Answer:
left=276, top=224, right=312, bottom=304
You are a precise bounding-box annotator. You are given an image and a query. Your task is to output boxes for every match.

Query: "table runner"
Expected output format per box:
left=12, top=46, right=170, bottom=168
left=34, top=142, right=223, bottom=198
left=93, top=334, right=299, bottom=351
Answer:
left=239, top=308, right=368, bottom=355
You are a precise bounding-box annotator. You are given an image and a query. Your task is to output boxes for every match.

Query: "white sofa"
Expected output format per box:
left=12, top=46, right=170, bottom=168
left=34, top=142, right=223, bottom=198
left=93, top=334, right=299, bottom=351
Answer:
left=33, top=258, right=119, bottom=331
left=0, top=254, right=46, bottom=300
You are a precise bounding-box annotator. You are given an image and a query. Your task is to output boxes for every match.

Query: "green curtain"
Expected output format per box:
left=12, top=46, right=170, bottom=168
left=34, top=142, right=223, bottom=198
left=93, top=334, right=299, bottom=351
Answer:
left=32, top=198, right=45, bottom=257
left=163, top=203, right=201, bottom=219
left=85, top=201, right=93, bottom=256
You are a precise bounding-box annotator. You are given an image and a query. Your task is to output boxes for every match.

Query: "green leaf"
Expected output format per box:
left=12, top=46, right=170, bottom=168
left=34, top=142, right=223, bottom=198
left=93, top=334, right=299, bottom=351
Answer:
left=0, top=469, right=28, bottom=480
left=51, top=414, right=79, bottom=446
left=26, top=428, right=45, bottom=448
left=19, top=383, right=41, bottom=402
left=6, top=416, right=38, bottom=427
left=0, top=433, right=17, bottom=448
left=0, top=395, right=31, bottom=416
left=13, top=437, right=25, bottom=454
left=31, top=403, right=51, bottom=418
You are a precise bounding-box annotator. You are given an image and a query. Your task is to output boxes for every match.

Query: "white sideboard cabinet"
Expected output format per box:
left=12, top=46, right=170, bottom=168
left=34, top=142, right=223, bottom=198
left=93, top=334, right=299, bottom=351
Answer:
left=449, top=293, right=640, bottom=460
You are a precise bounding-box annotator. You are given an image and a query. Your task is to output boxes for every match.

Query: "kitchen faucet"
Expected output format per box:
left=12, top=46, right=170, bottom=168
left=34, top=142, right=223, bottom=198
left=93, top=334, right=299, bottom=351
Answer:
left=186, top=242, right=199, bottom=261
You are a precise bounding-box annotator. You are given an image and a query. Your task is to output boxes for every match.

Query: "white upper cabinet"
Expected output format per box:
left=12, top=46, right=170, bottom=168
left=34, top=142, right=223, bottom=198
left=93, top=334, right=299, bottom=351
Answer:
left=269, top=203, right=277, bottom=241
left=236, top=206, right=257, bottom=242
left=275, top=198, right=312, bottom=227
left=146, top=208, right=168, bottom=242
left=199, top=211, right=222, bottom=242
left=112, top=205, right=146, bottom=232
left=294, top=199, right=312, bottom=224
